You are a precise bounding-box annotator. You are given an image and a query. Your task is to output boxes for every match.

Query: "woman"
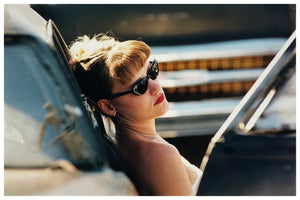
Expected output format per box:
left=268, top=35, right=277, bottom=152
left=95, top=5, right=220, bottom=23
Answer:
left=69, top=34, right=202, bottom=196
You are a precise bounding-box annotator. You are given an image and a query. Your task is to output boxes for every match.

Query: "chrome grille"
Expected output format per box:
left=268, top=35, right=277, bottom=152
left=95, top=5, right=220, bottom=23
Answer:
left=159, top=54, right=274, bottom=71
left=164, top=81, right=256, bottom=101
left=160, top=54, right=275, bottom=101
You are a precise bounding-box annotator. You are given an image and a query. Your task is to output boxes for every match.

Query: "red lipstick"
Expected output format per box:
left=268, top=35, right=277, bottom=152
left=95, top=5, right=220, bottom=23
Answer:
left=154, top=93, right=165, bottom=105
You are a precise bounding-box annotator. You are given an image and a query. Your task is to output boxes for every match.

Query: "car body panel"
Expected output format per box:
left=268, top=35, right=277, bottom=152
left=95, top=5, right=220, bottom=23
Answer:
left=4, top=168, right=137, bottom=196
left=198, top=133, right=295, bottom=195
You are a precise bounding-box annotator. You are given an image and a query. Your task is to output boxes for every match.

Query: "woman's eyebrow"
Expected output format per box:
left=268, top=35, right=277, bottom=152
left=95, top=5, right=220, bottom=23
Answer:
left=128, top=62, right=151, bottom=89
left=129, top=77, right=142, bottom=89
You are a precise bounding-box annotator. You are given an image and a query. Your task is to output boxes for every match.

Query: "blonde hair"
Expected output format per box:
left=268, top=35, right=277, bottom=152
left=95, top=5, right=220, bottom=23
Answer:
left=69, top=34, right=151, bottom=101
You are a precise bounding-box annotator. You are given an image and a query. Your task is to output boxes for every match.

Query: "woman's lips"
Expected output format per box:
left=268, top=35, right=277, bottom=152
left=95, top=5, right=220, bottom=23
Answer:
left=154, top=93, right=165, bottom=105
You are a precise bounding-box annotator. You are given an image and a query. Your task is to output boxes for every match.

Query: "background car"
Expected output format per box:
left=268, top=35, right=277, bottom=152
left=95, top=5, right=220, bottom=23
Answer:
left=32, top=4, right=296, bottom=166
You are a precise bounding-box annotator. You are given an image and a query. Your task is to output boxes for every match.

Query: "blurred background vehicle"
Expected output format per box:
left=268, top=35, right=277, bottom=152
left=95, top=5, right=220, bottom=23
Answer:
left=32, top=4, right=295, bottom=166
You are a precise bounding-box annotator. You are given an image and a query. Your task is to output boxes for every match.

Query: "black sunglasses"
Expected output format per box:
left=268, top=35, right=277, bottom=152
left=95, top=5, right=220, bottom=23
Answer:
left=109, top=59, right=159, bottom=99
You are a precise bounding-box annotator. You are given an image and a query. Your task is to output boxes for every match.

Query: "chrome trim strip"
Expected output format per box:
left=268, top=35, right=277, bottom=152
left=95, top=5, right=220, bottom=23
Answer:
left=159, top=68, right=263, bottom=87
left=159, top=97, right=241, bottom=118
left=150, top=38, right=286, bottom=62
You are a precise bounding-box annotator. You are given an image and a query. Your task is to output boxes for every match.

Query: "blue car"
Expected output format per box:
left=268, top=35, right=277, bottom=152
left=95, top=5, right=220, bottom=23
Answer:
left=4, top=5, right=137, bottom=195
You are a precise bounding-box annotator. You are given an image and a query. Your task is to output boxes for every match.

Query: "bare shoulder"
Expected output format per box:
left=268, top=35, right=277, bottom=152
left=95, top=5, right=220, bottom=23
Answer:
left=139, top=140, right=192, bottom=195
left=125, top=137, right=184, bottom=175
left=124, top=136, right=180, bottom=161
left=144, top=140, right=180, bottom=163
left=120, top=136, right=193, bottom=195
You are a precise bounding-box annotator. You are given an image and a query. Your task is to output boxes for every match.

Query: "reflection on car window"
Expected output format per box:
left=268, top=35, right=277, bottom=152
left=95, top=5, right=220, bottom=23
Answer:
left=238, top=72, right=296, bottom=135
left=254, top=74, right=296, bottom=131
left=4, top=41, right=74, bottom=167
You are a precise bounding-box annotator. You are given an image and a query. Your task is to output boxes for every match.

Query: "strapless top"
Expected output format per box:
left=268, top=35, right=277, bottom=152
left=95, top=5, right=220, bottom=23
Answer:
left=191, top=165, right=203, bottom=195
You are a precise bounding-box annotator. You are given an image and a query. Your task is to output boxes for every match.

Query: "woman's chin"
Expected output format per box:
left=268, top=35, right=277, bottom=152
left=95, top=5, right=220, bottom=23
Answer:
left=156, top=100, right=170, bottom=118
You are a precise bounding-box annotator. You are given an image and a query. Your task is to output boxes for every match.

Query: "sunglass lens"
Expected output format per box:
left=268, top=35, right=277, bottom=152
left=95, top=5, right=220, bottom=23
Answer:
left=133, top=78, right=148, bottom=95
left=149, top=62, right=159, bottom=80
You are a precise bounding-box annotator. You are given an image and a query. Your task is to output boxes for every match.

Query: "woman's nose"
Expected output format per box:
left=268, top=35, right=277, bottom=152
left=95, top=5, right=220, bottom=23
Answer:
left=148, top=78, right=161, bottom=95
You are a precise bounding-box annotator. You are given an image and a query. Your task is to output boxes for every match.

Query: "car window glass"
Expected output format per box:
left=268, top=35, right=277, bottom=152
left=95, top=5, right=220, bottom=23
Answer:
left=253, top=74, right=296, bottom=131
left=4, top=42, right=74, bottom=167
left=238, top=72, right=296, bottom=135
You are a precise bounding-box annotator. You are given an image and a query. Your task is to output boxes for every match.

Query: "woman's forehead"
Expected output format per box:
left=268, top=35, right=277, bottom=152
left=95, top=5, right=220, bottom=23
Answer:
left=128, top=60, right=151, bottom=84
left=112, top=59, right=150, bottom=90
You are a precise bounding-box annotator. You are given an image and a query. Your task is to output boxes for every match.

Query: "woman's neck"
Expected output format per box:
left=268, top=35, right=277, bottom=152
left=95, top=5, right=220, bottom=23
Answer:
left=114, top=115, right=157, bottom=138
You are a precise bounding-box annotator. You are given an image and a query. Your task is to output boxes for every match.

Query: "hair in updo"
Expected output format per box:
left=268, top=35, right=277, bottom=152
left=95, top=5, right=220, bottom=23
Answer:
left=69, top=34, right=151, bottom=102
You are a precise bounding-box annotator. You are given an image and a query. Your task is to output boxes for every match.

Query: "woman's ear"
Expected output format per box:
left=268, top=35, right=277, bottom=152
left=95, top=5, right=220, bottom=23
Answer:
left=97, top=99, right=117, bottom=117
